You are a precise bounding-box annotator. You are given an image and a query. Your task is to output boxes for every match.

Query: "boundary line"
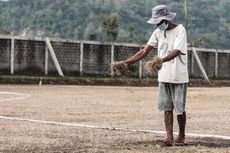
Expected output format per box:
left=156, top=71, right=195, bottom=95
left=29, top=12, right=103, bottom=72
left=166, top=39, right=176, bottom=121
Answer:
left=0, top=115, right=229, bottom=140
left=0, top=92, right=31, bottom=102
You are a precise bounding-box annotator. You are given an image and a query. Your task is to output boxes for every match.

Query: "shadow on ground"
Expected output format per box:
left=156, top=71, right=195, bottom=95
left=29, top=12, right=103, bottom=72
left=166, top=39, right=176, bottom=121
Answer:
left=124, top=138, right=230, bottom=149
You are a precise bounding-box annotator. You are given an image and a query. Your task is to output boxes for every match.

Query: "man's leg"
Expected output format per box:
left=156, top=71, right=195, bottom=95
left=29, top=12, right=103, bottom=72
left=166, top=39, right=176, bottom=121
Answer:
left=176, top=111, right=186, bottom=143
left=174, top=83, right=187, bottom=144
left=164, top=111, right=174, bottom=142
left=157, top=82, right=174, bottom=147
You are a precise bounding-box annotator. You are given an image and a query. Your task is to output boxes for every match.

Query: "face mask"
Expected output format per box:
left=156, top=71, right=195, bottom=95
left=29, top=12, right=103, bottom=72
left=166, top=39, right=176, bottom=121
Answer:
left=158, top=22, right=168, bottom=31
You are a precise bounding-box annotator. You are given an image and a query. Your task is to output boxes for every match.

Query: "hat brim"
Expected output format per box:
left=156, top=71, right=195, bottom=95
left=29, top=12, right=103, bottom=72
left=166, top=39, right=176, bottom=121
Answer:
left=147, top=12, right=176, bottom=24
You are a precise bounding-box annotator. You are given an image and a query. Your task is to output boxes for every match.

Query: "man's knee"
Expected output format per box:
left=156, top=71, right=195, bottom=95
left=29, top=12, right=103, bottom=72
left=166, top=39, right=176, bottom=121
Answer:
left=165, top=110, right=173, bottom=114
left=177, top=111, right=186, bottom=116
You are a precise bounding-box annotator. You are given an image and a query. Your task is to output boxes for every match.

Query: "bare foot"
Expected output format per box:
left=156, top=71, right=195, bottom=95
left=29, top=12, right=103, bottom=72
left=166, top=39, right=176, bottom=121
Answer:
left=175, top=137, right=187, bottom=146
left=156, top=140, right=174, bottom=148
left=175, top=136, right=185, bottom=143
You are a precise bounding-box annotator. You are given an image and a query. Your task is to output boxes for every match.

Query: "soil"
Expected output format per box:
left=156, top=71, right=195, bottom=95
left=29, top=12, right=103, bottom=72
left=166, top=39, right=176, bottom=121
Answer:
left=0, top=85, right=229, bottom=152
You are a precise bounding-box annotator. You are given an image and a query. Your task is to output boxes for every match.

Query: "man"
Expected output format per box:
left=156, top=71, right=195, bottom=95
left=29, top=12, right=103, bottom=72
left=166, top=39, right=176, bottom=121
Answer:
left=115, top=5, right=189, bottom=147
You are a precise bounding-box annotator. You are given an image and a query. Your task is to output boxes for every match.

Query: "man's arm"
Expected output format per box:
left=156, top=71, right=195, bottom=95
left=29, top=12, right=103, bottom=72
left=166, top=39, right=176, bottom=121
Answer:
left=124, top=45, right=154, bottom=65
left=162, top=49, right=181, bottom=63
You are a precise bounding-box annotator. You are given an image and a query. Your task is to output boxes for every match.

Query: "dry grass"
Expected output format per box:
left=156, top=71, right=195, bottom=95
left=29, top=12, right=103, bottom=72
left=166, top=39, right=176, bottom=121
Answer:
left=145, top=56, right=162, bottom=75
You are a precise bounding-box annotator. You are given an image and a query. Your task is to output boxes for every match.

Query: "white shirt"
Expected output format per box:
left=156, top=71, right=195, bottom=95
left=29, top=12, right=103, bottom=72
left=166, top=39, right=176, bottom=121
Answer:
left=147, top=24, right=189, bottom=83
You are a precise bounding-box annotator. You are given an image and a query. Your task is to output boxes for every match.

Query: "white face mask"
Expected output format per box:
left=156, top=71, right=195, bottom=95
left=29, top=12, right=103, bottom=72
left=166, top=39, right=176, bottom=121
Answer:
left=158, top=22, right=168, bottom=31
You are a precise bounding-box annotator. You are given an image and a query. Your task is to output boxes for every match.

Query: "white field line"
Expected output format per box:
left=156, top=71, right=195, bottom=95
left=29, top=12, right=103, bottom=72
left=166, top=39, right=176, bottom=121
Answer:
left=0, top=92, right=31, bottom=102
left=0, top=115, right=230, bottom=140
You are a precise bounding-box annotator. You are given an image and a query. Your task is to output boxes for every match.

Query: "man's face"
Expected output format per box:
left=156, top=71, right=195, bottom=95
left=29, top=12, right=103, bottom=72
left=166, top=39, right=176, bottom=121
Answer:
left=156, top=20, right=167, bottom=27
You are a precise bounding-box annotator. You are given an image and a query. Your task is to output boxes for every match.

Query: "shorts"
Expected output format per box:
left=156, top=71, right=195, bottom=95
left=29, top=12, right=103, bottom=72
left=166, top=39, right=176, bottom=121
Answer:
left=158, top=82, right=187, bottom=115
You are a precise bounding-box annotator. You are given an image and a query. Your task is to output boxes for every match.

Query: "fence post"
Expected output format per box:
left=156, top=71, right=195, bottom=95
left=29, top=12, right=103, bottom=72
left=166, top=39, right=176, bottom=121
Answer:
left=45, top=37, right=64, bottom=77
left=139, top=45, right=142, bottom=79
left=80, top=42, right=84, bottom=76
left=45, top=44, right=49, bottom=75
left=10, top=37, right=14, bottom=74
left=192, top=47, right=210, bottom=84
left=111, top=43, right=114, bottom=77
left=215, top=49, right=218, bottom=78
left=139, top=60, right=142, bottom=79
left=191, top=50, right=194, bottom=76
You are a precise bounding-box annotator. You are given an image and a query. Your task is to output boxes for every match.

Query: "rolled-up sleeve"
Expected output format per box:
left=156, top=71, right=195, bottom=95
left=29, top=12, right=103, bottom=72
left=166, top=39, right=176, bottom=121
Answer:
left=147, top=30, right=158, bottom=47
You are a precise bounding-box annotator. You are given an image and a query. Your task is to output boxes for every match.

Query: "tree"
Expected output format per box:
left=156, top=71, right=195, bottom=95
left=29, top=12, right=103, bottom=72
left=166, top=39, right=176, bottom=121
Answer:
left=101, top=13, right=119, bottom=42
left=0, top=0, right=229, bottom=48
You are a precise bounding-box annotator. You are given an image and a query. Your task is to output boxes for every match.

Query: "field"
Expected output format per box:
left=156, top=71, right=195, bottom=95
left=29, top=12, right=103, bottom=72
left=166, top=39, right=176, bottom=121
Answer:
left=0, top=85, right=229, bottom=153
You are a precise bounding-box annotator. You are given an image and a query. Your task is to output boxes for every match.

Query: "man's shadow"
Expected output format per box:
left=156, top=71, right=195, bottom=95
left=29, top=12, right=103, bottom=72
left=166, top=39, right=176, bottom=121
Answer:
left=123, top=138, right=230, bottom=148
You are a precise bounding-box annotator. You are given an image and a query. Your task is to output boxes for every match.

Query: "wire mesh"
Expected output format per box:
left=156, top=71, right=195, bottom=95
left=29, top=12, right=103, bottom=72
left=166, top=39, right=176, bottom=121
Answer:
left=0, top=39, right=11, bottom=74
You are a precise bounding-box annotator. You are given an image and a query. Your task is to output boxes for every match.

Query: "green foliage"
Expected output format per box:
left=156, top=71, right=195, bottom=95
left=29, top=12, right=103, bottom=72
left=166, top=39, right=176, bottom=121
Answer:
left=100, top=13, right=119, bottom=42
left=0, top=28, right=10, bottom=34
left=0, top=0, right=229, bottom=49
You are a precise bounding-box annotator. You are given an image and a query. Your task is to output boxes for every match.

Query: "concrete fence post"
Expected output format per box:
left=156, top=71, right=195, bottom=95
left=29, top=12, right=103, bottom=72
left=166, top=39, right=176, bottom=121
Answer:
left=139, top=45, right=142, bottom=79
left=191, top=49, right=194, bottom=76
left=80, top=42, right=84, bottom=76
left=192, top=47, right=211, bottom=84
left=111, top=43, right=114, bottom=77
left=10, top=37, right=14, bottom=74
left=139, top=60, right=142, bottom=79
left=215, top=49, right=218, bottom=78
left=45, top=37, right=64, bottom=77
left=45, top=44, right=49, bottom=75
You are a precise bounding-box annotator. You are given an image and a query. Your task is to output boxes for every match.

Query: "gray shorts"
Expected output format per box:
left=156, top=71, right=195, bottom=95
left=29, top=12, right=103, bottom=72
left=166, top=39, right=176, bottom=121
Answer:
left=158, top=82, right=187, bottom=115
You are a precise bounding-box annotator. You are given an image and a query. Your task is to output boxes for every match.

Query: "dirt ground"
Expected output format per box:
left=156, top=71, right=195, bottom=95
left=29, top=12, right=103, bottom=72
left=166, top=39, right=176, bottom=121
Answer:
left=0, top=85, right=229, bottom=153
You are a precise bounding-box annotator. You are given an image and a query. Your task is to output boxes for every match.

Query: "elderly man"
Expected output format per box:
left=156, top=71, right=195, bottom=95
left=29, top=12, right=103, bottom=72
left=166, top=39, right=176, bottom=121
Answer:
left=115, top=5, right=189, bottom=147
